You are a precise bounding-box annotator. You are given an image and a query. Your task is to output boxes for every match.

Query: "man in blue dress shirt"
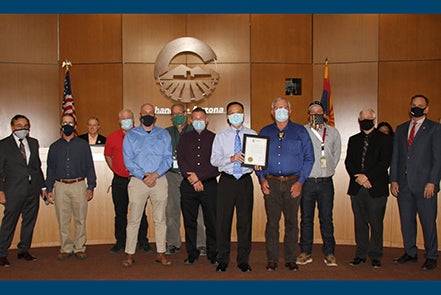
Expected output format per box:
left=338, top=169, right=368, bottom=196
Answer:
left=256, top=97, right=314, bottom=272
left=121, top=103, right=173, bottom=267
left=211, top=101, right=257, bottom=273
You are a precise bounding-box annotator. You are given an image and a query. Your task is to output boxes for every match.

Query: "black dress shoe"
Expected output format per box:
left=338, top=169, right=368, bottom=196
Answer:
left=184, top=256, right=198, bottom=265
left=371, top=259, right=381, bottom=268
left=0, top=256, right=10, bottom=267
left=110, top=244, right=125, bottom=254
left=238, top=263, right=252, bottom=272
left=285, top=262, right=299, bottom=271
left=139, top=243, right=153, bottom=254
left=349, top=257, right=366, bottom=266
left=17, top=251, right=37, bottom=261
left=266, top=262, right=278, bottom=271
left=208, top=255, right=218, bottom=265
left=216, top=263, right=228, bottom=272
left=421, top=259, right=437, bottom=271
left=393, top=253, right=417, bottom=264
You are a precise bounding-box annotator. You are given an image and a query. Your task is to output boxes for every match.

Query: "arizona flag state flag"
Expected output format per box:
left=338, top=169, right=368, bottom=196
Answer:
left=320, top=59, right=335, bottom=127
left=61, top=69, right=77, bottom=121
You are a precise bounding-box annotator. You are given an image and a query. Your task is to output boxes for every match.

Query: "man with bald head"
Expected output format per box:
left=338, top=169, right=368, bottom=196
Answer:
left=122, top=103, right=173, bottom=267
left=104, top=109, right=152, bottom=255
left=344, top=108, right=392, bottom=269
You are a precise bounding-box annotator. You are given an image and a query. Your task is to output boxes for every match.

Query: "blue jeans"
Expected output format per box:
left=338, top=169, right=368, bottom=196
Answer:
left=299, top=178, right=335, bottom=256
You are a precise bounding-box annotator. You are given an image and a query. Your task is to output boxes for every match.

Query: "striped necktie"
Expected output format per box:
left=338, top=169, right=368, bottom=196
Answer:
left=19, top=139, right=27, bottom=162
left=408, top=121, right=417, bottom=149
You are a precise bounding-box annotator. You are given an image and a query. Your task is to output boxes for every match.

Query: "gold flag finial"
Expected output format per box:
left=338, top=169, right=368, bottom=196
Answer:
left=62, top=60, right=72, bottom=72
left=325, top=58, right=328, bottom=65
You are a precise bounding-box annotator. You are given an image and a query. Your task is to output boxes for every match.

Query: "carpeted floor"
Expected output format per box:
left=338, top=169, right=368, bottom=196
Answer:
left=0, top=243, right=439, bottom=280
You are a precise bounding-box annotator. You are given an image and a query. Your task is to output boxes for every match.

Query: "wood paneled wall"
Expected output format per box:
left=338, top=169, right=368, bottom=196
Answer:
left=1, top=14, right=441, bottom=250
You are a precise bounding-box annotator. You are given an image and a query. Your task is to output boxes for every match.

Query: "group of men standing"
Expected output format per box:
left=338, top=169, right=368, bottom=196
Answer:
left=0, top=94, right=439, bottom=272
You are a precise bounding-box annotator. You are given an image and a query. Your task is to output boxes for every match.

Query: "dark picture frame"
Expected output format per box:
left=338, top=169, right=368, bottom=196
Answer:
left=241, top=134, right=270, bottom=169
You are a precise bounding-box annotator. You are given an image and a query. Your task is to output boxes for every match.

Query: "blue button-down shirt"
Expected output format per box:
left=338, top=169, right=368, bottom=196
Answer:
left=256, top=121, right=314, bottom=184
left=123, top=125, right=172, bottom=180
left=211, top=125, right=257, bottom=175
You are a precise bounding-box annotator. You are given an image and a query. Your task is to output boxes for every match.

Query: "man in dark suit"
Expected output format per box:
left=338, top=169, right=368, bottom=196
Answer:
left=78, top=116, right=106, bottom=145
left=0, top=114, right=46, bottom=267
left=345, top=108, right=393, bottom=269
left=390, top=94, right=441, bottom=271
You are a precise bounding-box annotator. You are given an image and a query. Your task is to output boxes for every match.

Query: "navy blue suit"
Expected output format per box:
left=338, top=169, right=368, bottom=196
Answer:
left=390, top=118, right=441, bottom=260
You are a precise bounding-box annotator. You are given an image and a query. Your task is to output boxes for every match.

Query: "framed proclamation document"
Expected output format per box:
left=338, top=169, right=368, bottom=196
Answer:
left=242, top=134, right=270, bottom=169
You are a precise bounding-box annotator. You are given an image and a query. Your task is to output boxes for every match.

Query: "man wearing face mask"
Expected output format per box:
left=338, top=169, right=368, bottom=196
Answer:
left=177, top=107, right=219, bottom=265
left=0, top=115, right=46, bottom=267
left=390, top=95, right=441, bottom=271
left=165, top=103, right=207, bottom=256
left=297, top=101, right=341, bottom=268
left=344, top=108, right=392, bottom=269
left=211, top=101, right=257, bottom=273
left=122, top=103, right=172, bottom=267
left=46, top=114, right=97, bottom=261
left=256, top=97, right=314, bottom=272
left=104, top=109, right=152, bottom=254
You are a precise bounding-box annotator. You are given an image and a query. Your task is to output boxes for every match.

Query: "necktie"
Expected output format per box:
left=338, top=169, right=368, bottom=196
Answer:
left=408, top=121, right=417, bottom=149
left=233, top=129, right=242, bottom=179
left=361, top=135, right=369, bottom=172
left=19, top=139, right=27, bottom=162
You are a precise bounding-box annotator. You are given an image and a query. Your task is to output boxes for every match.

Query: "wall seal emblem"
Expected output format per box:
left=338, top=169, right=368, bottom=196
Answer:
left=154, top=37, right=219, bottom=103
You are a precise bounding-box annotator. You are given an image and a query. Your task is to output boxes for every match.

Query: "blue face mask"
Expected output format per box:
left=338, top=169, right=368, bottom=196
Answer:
left=228, top=113, right=244, bottom=127
left=275, top=108, right=289, bottom=122
left=192, top=120, right=206, bottom=132
left=120, top=119, right=133, bottom=131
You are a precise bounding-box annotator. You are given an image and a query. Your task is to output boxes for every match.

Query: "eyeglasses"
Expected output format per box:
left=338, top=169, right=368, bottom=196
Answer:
left=277, top=131, right=285, bottom=140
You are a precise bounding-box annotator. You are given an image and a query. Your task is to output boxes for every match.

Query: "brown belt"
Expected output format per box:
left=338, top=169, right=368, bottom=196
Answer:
left=56, top=177, right=85, bottom=184
left=266, top=174, right=299, bottom=182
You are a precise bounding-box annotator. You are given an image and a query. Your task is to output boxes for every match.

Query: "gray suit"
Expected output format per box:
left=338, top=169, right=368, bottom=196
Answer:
left=390, top=118, right=441, bottom=260
left=0, top=135, right=45, bottom=257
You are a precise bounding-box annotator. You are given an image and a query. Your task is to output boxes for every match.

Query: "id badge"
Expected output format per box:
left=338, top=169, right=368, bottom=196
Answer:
left=320, top=156, right=327, bottom=168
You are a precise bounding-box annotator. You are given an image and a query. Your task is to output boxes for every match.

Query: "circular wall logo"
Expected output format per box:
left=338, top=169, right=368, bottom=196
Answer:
left=154, top=37, right=220, bottom=103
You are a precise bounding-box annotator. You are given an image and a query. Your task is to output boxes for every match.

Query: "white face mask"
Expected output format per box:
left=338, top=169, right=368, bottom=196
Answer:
left=228, top=113, right=244, bottom=127
left=192, top=120, right=206, bottom=132
left=274, top=108, right=289, bottom=122
left=14, top=129, right=29, bottom=139
left=120, top=118, right=134, bottom=131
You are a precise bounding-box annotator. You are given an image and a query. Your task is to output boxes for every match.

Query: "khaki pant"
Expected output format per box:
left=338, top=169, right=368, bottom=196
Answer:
left=126, top=176, right=168, bottom=254
left=54, top=181, right=88, bottom=254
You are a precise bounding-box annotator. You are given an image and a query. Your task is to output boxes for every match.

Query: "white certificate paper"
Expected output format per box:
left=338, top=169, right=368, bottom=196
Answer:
left=242, top=134, right=269, bottom=169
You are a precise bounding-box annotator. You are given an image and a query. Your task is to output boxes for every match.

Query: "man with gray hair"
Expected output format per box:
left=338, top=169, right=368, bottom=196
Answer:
left=256, top=97, right=314, bottom=272
left=344, top=108, right=392, bottom=269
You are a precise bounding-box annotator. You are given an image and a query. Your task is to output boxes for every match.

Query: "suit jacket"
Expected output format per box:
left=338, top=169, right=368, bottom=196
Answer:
left=390, top=118, right=441, bottom=194
left=345, top=129, right=393, bottom=198
left=0, top=135, right=45, bottom=197
left=78, top=133, right=107, bottom=145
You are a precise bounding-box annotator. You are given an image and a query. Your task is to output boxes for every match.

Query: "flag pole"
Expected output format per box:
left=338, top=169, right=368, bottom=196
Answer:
left=62, top=60, right=72, bottom=72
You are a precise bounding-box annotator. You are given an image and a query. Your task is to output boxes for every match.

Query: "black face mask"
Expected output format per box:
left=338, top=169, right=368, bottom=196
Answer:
left=140, top=115, right=155, bottom=127
left=359, top=119, right=374, bottom=131
left=410, top=106, right=425, bottom=117
left=61, top=124, right=75, bottom=136
left=310, top=114, right=325, bottom=125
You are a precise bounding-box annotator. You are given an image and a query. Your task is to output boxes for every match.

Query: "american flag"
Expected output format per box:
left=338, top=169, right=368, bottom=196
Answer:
left=62, top=70, right=77, bottom=121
